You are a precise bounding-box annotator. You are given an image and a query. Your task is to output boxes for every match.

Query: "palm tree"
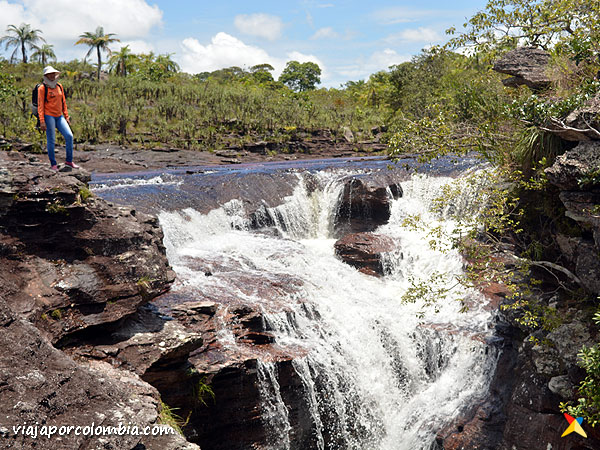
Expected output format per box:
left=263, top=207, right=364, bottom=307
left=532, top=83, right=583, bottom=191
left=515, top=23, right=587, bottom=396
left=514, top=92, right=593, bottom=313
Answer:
left=31, top=43, right=56, bottom=66
left=0, top=23, right=45, bottom=63
left=108, top=45, right=136, bottom=76
left=75, top=26, right=120, bottom=80
left=154, top=53, right=180, bottom=74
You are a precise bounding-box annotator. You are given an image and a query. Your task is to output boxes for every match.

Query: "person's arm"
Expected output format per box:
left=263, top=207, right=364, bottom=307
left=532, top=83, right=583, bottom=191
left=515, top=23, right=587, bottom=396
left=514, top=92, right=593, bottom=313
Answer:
left=38, top=85, right=46, bottom=131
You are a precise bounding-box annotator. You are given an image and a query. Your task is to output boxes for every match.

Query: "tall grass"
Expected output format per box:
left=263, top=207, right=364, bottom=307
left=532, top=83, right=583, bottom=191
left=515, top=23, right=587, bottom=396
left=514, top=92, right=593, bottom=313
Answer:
left=0, top=63, right=385, bottom=150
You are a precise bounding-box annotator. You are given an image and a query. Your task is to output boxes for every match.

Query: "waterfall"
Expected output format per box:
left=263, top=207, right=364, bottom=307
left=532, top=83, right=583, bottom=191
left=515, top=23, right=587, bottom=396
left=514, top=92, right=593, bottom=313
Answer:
left=155, top=167, right=497, bottom=450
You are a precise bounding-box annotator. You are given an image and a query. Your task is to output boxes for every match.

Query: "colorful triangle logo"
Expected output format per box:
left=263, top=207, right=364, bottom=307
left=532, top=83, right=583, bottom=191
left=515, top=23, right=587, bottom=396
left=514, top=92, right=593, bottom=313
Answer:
left=561, top=413, right=587, bottom=438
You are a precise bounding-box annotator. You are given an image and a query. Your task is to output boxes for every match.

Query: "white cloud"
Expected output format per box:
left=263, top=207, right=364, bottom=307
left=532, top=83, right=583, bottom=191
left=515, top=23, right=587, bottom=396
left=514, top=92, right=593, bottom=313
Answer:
left=111, top=40, right=154, bottom=55
left=234, top=13, right=283, bottom=41
left=180, top=32, right=283, bottom=74
left=369, top=49, right=410, bottom=68
left=336, top=48, right=410, bottom=83
left=371, top=7, right=442, bottom=25
left=310, top=27, right=339, bottom=40
left=384, top=27, right=442, bottom=43
left=0, top=0, right=162, bottom=60
left=179, top=33, right=328, bottom=84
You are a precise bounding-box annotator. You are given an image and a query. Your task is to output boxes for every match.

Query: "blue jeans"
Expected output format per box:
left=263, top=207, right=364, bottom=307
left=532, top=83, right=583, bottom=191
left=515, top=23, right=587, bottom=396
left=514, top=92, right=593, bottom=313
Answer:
left=44, top=115, right=73, bottom=166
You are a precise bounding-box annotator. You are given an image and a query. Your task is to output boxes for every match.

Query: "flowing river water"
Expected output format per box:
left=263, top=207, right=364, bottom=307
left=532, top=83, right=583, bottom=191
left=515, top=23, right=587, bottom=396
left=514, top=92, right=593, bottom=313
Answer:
left=91, top=157, right=498, bottom=450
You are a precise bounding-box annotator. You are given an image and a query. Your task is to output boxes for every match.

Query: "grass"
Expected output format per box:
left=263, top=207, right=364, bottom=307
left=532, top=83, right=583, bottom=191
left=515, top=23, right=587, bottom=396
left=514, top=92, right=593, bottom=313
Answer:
left=0, top=62, right=385, bottom=151
left=158, top=401, right=189, bottom=436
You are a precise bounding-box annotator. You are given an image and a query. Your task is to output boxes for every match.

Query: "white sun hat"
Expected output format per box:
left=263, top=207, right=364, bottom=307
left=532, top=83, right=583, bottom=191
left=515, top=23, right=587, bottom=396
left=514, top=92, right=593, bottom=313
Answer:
left=43, top=65, right=60, bottom=75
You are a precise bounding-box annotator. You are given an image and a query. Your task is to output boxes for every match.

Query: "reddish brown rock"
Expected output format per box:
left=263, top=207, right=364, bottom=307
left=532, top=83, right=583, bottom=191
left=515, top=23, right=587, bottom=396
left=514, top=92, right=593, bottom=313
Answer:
left=333, top=174, right=402, bottom=237
left=0, top=297, right=199, bottom=450
left=0, top=152, right=175, bottom=344
left=334, top=232, right=397, bottom=276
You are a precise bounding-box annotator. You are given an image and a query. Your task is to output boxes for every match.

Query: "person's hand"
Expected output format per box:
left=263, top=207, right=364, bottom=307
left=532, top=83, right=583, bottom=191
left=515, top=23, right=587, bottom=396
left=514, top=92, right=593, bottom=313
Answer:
left=40, top=123, right=46, bottom=131
left=66, top=117, right=71, bottom=125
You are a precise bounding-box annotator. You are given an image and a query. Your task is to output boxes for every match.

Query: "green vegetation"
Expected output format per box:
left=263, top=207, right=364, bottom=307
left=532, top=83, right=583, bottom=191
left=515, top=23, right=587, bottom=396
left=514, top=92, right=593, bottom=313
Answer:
left=561, top=306, right=600, bottom=426
left=77, top=186, right=93, bottom=203
left=0, top=58, right=384, bottom=150
left=279, top=61, right=321, bottom=92
left=0, top=23, right=45, bottom=64
left=191, top=376, right=215, bottom=407
left=75, top=26, right=120, bottom=81
left=45, top=199, right=68, bottom=215
left=158, top=401, right=189, bottom=436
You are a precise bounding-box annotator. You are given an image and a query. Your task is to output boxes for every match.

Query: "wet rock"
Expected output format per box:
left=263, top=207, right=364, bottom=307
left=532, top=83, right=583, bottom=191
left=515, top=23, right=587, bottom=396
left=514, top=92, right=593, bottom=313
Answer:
left=334, top=232, right=397, bottom=276
left=493, top=47, right=551, bottom=90
left=333, top=173, right=402, bottom=237
left=546, top=141, right=600, bottom=190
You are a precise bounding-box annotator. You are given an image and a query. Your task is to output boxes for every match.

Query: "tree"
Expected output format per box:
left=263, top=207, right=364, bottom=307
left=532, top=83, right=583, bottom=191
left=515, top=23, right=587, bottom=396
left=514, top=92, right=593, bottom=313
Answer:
left=154, top=53, right=180, bottom=74
left=279, top=61, right=321, bottom=91
left=108, top=45, right=136, bottom=76
left=75, top=26, right=120, bottom=80
left=0, top=23, right=45, bottom=64
left=249, top=63, right=275, bottom=84
left=446, top=0, right=600, bottom=64
left=31, top=44, right=56, bottom=66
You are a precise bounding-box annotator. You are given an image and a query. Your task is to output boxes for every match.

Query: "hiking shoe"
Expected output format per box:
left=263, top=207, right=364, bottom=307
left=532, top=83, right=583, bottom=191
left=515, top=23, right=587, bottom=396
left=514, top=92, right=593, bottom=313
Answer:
left=50, top=164, right=59, bottom=171
left=65, top=161, right=79, bottom=169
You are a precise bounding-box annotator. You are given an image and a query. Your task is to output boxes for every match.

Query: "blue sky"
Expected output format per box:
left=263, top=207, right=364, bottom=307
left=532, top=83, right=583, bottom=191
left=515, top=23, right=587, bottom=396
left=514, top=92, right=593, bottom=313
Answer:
left=0, top=0, right=485, bottom=87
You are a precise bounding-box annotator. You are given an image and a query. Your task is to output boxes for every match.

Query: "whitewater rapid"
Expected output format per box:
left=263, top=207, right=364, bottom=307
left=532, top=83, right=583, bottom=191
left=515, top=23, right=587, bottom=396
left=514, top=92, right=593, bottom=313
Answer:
left=156, top=168, right=497, bottom=450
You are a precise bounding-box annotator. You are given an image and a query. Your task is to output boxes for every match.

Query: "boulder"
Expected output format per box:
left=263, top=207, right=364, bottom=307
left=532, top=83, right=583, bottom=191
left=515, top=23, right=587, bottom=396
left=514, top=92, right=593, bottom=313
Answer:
left=545, top=141, right=600, bottom=190
left=334, top=232, right=397, bottom=276
left=493, top=47, right=551, bottom=90
left=333, top=174, right=402, bottom=237
left=545, top=94, right=600, bottom=141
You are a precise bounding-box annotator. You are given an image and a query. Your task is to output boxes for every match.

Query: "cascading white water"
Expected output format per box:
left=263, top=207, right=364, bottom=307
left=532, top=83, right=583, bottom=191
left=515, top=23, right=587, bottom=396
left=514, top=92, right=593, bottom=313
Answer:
left=158, top=169, right=497, bottom=450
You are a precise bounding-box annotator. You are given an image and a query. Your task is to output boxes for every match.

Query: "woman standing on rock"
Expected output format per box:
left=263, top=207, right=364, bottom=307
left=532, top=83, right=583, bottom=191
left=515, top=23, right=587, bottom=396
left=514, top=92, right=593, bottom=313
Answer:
left=38, top=66, right=78, bottom=171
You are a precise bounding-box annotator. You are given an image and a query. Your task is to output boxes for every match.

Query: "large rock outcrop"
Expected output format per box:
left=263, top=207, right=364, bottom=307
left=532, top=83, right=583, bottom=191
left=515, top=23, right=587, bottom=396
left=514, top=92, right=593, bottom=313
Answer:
left=0, top=297, right=198, bottom=450
left=0, top=154, right=175, bottom=345
left=545, top=142, right=600, bottom=295
left=0, top=151, right=200, bottom=449
left=493, top=47, right=551, bottom=90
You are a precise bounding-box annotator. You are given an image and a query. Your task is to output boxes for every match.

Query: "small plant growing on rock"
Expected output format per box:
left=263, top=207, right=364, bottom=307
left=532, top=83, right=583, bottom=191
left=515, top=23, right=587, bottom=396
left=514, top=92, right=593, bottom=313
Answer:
left=77, top=187, right=93, bottom=203
left=158, top=401, right=189, bottom=436
left=192, top=376, right=216, bottom=407
left=50, top=309, right=62, bottom=320
left=45, top=200, right=68, bottom=215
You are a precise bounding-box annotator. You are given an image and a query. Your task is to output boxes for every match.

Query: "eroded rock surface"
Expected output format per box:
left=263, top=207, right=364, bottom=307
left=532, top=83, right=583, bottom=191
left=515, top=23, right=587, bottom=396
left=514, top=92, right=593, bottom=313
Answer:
left=493, top=47, right=551, bottom=90
left=0, top=151, right=198, bottom=449
left=0, top=153, right=174, bottom=345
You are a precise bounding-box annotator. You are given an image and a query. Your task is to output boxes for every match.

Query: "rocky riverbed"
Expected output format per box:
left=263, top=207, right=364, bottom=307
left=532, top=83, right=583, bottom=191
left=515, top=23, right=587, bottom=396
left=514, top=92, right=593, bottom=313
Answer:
left=2, top=127, right=600, bottom=449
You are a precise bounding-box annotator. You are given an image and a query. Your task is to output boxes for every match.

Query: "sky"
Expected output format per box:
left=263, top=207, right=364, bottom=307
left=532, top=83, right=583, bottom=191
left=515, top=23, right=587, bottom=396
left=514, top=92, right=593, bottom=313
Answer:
left=0, top=0, right=485, bottom=87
